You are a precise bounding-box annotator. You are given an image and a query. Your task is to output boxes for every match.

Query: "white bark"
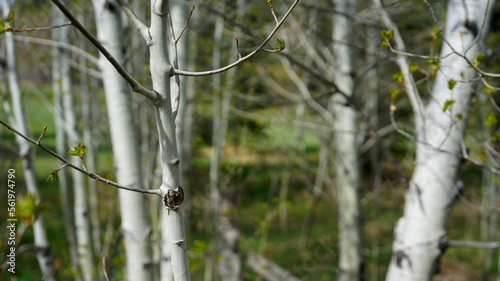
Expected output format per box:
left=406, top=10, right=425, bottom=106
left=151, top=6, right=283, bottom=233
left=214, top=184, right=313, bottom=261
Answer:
left=2, top=1, right=57, bottom=279
left=59, top=18, right=95, bottom=281
left=331, top=0, right=363, bottom=280
left=51, top=5, right=80, bottom=278
left=162, top=2, right=189, bottom=279
left=149, top=0, right=191, bottom=280
left=386, top=0, right=494, bottom=280
left=91, top=1, right=154, bottom=280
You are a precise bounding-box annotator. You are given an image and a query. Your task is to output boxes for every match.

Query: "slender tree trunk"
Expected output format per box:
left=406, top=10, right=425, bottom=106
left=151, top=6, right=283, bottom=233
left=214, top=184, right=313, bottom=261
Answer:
left=386, top=1, right=494, bottom=279
left=3, top=1, right=57, bottom=280
left=51, top=5, right=80, bottom=279
left=149, top=1, right=191, bottom=279
left=161, top=1, right=189, bottom=279
left=78, top=9, right=102, bottom=262
left=331, top=0, right=363, bottom=280
left=59, top=19, right=95, bottom=281
left=91, top=1, right=154, bottom=279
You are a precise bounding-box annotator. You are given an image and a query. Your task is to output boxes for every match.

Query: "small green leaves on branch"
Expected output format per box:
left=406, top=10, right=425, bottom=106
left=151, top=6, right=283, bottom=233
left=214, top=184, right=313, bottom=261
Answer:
left=430, top=27, right=440, bottom=40
left=68, top=142, right=87, bottom=158
left=410, top=61, right=419, bottom=73
left=68, top=142, right=87, bottom=170
left=7, top=11, right=14, bottom=26
left=380, top=29, right=394, bottom=48
left=392, top=72, right=404, bottom=83
left=473, top=53, right=485, bottom=67
left=486, top=112, right=498, bottom=127
left=390, top=88, right=401, bottom=112
left=443, top=99, right=455, bottom=112
left=390, top=89, right=401, bottom=101
left=18, top=194, right=48, bottom=224
left=273, top=38, right=285, bottom=52
left=48, top=163, right=68, bottom=182
left=427, top=58, right=440, bottom=76
left=448, top=79, right=457, bottom=90
left=0, top=11, right=14, bottom=36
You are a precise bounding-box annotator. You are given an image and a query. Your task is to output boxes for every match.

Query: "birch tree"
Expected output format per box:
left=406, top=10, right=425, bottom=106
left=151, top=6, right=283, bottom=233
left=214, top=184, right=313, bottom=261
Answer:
left=331, top=0, right=363, bottom=280
left=383, top=0, right=496, bottom=279
left=45, top=0, right=299, bottom=280
left=2, top=0, right=57, bottom=279
left=91, top=0, right=154, bottom=279
left=51, top=4, right=79, bottom=278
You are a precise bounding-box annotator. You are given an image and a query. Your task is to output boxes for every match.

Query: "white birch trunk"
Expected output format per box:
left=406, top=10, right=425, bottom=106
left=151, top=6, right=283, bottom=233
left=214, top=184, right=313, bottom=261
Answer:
left=51, top=5, right=80, bottom=278
left=149, top=1, right=191, bottom=280
left=331, top=0, right=363, bottom=280
left=386, top=0, right=494, bottom=279
left=162, top=1, right=189, bottom=279
left=91, top=1, right=154, bottom=279
left=58, top=19, right=95, bottom=281
left=2, top=1, right=57, bottom=279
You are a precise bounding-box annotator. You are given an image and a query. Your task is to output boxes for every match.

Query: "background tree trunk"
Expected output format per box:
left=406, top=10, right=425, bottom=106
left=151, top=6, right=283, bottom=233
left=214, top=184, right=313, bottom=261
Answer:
left=331, top=0, right=363, bottom=280
left=3, top=0, right=57, bottom=279
left=386, top=0, right=495, bottom=279
left=92, top=0, right=154, bottom=279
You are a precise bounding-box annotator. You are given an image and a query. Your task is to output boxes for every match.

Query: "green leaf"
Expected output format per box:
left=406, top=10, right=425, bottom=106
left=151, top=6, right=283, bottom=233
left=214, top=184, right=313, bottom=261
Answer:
left=430, top=27, right=440, bottom=39
left=67, top=142, right=87, bottom=158
left=7, top=11, right=14, bottom=26
left=273, top=38, right=285, bottom=51
left=0, top=19, right=5, bottom=36
left=380, top=41, right=390, bottom=48
left=486, top=112, right=498, bottom=127
left=390, top=88, right=401, bottom=100
left=48, top=169, right=59, bottom=182
left=410, top=61, right=419, bottom=73
left=448, top=79, right=457, bottom=90
left=443, top=99, right=455, bottom=112
left=380, top=29, right=394, bottom=41
left=392, top=72, right=404, bottom=83
left=427, top=58, right=441, bottom=66
left=455, top=113, right=463, bottom=120
left=473, top=52, right=485, bottom=67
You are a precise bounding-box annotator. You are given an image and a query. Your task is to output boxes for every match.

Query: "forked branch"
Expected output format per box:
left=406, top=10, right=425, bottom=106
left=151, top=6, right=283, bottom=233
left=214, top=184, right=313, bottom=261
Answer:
left=0, top=120, right=162, bottom=196
left=173, top=0, right=300, bottom=77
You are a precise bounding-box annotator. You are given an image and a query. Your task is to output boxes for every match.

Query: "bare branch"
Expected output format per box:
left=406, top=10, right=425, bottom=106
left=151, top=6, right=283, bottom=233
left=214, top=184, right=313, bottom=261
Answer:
left=445, top=237, right=500, bottom=249
left=175, top=5, right=195, bottom=44
left=12, top=35, right=100, bottom=66
left=173, top=0, right=300, bottom=77
left=266, top=0, right=279, bottom=24
left=115, top=0, right=150, bottom=42
left=0, top=120, right=162, bottom=196
left=50, top=0, right=162, bottom=104
left=7, top=22, right=72, bottom=32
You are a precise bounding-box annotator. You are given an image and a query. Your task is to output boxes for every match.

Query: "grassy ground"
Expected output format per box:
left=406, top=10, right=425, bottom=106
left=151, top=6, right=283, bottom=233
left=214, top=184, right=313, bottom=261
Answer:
left=0, top=84, right=498, bottom=281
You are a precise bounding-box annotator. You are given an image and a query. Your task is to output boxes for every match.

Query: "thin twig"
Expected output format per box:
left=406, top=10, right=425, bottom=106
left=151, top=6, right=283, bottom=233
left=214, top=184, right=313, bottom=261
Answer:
left=175, top=5, right=195, bottom=44
left=267, top=0, right=279, bottom=24
left=235, top=37, right=241, bottom=59
left=12, top=35, right=100, bottom=66
left=173, top=0, right=300, bottom=77
left=36, top=125, right=47, bottom=145
left=7, top=22, right=72, bottom=32
left=448, top=239, right=500, bottom=249
left=0, top=120, right=161, bottom=196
